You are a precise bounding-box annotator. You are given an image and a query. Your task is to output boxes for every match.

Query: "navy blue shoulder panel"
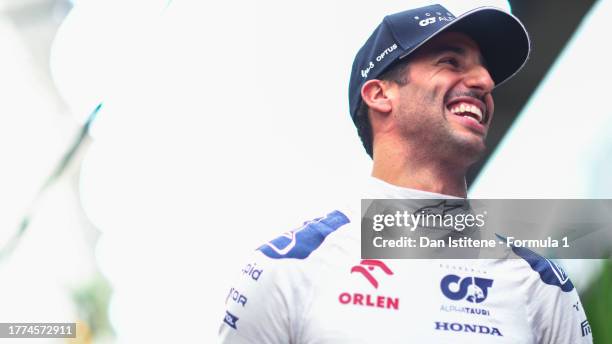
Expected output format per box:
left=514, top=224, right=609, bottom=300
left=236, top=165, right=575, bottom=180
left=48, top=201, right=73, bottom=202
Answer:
left=258, top=210, right=350, bottom=259
left=511, top=244, right=575, bottom=292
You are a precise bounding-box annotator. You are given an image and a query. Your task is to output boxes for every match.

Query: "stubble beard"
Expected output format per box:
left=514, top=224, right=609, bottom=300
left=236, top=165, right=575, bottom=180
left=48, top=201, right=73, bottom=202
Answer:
left=397, top=93, right=487, bottom=167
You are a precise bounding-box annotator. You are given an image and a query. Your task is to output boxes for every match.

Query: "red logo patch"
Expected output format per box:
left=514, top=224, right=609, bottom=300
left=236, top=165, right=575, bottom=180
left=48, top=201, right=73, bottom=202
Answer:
left=350, top=259, right=393, bottom=288
left=339, top=260, right=399, bottom=310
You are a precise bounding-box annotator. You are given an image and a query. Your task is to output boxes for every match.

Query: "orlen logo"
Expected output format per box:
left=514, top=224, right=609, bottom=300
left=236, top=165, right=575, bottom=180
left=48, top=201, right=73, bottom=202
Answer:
left=440, top=274, right=493, bottom=303
left=350, top=259, right=393, bottom=288
left=339, top=260, right=399, bottom=310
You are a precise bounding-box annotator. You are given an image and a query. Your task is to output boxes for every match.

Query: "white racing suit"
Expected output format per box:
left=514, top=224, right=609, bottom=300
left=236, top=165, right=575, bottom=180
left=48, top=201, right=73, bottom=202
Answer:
left=219, top=177, right=593, bottom=344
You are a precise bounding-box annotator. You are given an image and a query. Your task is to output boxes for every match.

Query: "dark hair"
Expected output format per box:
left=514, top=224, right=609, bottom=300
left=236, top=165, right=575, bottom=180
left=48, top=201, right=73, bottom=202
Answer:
left=355, top=60, right=410, bottom=158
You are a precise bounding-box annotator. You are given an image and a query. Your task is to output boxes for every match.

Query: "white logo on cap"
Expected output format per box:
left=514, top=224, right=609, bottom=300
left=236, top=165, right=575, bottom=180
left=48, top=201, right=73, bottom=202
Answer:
left=418, top=15, right=454, bottom=27
left=361, top=61, right=375, bottom=78
left=419, top=17, right=436, bottom=26
left=376, top=43, right=397, bottom=62
left=361, top=43, right=398, bottom=78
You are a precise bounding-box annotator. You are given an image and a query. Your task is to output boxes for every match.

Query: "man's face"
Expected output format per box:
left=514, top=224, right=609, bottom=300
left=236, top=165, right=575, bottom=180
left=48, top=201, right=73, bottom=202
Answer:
left=392, top=31, right=495, bottom=162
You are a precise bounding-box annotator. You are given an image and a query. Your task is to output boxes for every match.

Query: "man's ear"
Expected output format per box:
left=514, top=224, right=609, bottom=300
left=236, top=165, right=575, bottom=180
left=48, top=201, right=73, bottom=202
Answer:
left=361, top=79, right=393, bottom=114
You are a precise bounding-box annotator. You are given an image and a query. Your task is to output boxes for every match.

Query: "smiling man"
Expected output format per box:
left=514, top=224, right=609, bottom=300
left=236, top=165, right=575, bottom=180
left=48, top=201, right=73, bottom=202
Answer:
left=219, top=4, right=592, bottom=343
left=362, top=31, right=495, bottom=197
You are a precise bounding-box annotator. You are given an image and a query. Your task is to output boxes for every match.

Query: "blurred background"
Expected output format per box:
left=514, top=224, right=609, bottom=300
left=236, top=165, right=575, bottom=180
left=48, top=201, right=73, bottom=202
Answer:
left=0, top=0, right=610, bottom=343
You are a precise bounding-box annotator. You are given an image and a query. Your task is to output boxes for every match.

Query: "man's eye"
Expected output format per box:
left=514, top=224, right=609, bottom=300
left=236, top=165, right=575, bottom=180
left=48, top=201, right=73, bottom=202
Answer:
left=439, top=57, right=459, bottom=67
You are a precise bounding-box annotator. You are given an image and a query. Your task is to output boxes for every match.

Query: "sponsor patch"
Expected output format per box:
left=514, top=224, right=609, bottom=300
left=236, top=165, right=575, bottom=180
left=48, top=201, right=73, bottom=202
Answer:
left=223, top=311, right=239, bottom=330
left=259, top=210, right=349, bottom=259
left=434, top=321, right=502, bottom=336
left=440, top=274, right=493, bottom=303
left=512, top=245, right=574, bottom=292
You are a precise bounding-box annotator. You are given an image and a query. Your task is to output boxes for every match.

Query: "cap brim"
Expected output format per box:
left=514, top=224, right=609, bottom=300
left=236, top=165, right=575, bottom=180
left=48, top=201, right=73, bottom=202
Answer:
left=400, top=7, right=530, bottom=88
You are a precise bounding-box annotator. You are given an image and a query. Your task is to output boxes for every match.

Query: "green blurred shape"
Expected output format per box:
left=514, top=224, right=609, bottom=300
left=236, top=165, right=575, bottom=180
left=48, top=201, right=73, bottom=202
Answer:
left=582, top=259, right=612, bottom=344
left=72, top=273, right=114, bottom=339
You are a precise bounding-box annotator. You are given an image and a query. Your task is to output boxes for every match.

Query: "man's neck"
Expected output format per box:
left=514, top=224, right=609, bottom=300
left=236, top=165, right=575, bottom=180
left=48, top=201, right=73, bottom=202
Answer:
left=371, top=146, right=470, bottom=198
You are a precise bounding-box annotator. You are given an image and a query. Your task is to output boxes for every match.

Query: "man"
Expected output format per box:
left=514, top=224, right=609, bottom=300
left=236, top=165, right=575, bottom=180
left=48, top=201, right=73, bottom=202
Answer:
left=219, top=4, right=592, bottom=343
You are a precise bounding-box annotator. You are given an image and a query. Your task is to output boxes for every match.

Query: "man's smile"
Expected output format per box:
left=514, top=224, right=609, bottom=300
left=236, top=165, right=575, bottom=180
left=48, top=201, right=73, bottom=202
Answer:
left=445, top=97, right=488, bottom=125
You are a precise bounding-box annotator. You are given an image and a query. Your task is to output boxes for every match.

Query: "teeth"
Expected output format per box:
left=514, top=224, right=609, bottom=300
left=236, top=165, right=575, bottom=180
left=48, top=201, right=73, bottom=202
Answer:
left=449, top=102, right=484, bottom=123
left=463, top=115, right=479, bottom=124
left=472, top=106, right=483, bottom=122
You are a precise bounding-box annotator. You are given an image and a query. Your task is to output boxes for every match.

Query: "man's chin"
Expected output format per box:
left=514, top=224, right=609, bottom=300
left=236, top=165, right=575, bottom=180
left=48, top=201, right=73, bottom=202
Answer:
left=450, top=135, right=488, bottom=162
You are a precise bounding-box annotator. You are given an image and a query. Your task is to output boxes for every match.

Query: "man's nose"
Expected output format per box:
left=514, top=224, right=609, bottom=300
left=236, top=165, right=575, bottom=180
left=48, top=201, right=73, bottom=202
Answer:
left=463, top=64, right=495, bottom=93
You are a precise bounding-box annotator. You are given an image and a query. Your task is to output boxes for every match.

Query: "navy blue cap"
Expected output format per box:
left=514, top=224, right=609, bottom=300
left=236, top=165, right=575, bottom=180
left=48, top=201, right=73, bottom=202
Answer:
left=349, top=4, right=530, bottom=124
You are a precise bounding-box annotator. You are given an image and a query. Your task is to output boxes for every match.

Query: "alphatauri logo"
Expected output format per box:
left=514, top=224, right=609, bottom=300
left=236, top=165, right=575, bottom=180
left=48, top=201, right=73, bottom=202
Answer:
left=413, top=11, right=455, bottom=27
left=419, top=17, right=436, bottom=26
left=440, top=274, right=493, bottom=303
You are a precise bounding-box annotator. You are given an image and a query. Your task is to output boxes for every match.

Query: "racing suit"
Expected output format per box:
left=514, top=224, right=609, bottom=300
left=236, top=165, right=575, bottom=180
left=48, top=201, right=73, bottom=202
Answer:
left=219, top=177, right=593, bottom=343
